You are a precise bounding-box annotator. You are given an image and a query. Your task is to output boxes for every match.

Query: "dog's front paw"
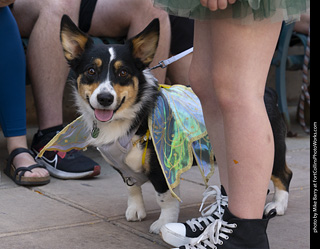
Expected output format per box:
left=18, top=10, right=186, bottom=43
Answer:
left=150, top=189, right=180, bottom=234
left=149, top=219, right=167, bottom=234
left=126, top=204, right=147, bottom=221
left=126, top=185, right=146, bottom=221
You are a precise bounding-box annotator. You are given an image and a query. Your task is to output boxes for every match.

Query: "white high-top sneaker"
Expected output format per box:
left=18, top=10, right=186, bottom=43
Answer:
left=160, top=185, right=228, bottom=247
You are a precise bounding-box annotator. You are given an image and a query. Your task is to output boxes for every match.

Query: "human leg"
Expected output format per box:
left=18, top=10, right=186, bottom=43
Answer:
left=166, top=17, right=281, bottom=249
left=166, top=16, right=194, bottom=85
left=0, top=7, right=27, bottom=140
left=12, top=0, right=101, bottom=179
left=0, top=6, right=48, bottom=179
left=159, top=20, right=229, bottom=246
left=190, top=19, right=281, bottom=219
left=188, top=20, right=229, bottom=191
left=166, top=54, right=192, bottom=85
left=89, top=0, right=170, bottom=84
left=12, top=0, right=81, bottom=130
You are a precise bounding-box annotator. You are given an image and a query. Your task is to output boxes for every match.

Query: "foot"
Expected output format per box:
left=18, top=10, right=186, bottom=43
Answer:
left=4, top=148, right=50, bottom=186
left=160, top=186, right=228, bottom=247
left=176, top=207, right=276, bottom=249
left=31, top=129, right=101, bottom=179
left=12, top=151, right=49, bottom=178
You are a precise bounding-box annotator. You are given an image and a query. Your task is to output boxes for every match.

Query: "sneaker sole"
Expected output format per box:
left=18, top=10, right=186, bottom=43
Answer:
left=35, top=157, right=100, bottom=179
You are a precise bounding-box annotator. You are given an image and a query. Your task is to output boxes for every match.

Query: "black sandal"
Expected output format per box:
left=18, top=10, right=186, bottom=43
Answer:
left=4, top=148, right=50, bottom=186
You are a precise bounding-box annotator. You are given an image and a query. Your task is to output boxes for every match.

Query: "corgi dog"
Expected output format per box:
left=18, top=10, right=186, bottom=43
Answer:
left=59, top=15, right=292, bottom=234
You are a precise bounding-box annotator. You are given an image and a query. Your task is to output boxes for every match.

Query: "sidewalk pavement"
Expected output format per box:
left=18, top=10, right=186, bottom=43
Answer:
left=0, top=112, right=310, bottom=249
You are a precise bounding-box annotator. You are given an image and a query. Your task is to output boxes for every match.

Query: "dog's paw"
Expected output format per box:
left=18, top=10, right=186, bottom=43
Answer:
left=125, top=204, right=147, bottom=221
left=264, top=201, right=287, bottom=216
left=149, top=217, right=178, bottom=234
left=149, top=219, right=167, bottom=234
left=264, top=190, right=289, bottom=216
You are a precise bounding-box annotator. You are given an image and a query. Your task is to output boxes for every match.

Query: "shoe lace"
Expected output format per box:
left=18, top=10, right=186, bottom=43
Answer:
left=199, top=186, right=228, bottom=217
left=185, top=219, right=237, bottom=249
left=186, top=186, right=228, bottom=232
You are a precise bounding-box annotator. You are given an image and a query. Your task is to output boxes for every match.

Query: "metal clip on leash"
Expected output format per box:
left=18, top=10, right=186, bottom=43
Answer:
left=149, top=47, right=194, bottom=71
left=149, top=60, right=167, bottom=70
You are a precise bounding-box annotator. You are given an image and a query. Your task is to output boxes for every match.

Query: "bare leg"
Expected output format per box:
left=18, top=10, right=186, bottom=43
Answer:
left=89, top=0, right=170, bottom=84
left=12, top=0, right=81, bottom=130
left=188, top=20, right=229, bottom=193
left=166, top=54, right=192, bottom=85
left=190, top=19, right=281, bottom=219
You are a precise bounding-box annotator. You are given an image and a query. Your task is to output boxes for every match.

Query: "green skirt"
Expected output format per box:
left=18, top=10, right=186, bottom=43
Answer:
left=153, top=0, right=309, bottom=23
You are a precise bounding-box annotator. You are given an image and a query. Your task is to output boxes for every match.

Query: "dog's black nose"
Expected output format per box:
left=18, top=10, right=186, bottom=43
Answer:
left=97, top=93, right=114, bottom=107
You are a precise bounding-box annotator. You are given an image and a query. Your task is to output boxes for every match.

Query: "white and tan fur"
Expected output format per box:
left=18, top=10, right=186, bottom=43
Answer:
left=60, top=15, right=179, bottom=234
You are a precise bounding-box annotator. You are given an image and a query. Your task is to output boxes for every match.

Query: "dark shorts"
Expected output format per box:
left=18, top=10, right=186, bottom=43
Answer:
left=169, top=15, right=194, bottom=55
left=78, top=1, right=195, bottom=55
left=79, top=0, right=98, bottom=33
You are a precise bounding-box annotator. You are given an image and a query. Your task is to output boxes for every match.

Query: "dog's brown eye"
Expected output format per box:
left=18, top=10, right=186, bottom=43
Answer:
left=88, top=67, right=96, bottom=75
left=119, top=70, right=128, bottom=78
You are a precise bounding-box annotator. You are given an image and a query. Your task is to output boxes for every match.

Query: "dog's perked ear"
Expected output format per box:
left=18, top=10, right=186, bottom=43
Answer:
left=60, top=15, right=93, bottom=63
left=127, top=18, right=160, bottom=68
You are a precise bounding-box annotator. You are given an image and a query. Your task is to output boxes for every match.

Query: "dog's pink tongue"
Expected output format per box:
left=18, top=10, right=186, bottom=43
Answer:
left=94, top=109, right=113, bottom=122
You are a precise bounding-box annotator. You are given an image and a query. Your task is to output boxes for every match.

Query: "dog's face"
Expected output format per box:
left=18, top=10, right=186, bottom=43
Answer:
left=60, top=15, right=159, bottom=124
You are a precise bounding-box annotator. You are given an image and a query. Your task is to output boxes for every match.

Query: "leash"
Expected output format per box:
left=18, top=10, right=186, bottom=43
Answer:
left=149, top=47, right=193, bottom=70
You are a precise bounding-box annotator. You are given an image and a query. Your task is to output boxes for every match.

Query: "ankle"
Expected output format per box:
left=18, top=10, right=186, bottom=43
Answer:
left=6, top=136, right=28, bottom=155
left=33, top=124, right=64, bottom=144
left=38, top=124, right=64, bottom=137
left=219, top=207, right=276, bottom=248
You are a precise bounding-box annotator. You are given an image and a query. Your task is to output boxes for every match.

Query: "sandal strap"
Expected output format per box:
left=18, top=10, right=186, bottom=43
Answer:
left=6, top=148, right=35, bottom=170
left=14, top=164, right=47, bottom=182
left=27, top=164, right=46, bottom=171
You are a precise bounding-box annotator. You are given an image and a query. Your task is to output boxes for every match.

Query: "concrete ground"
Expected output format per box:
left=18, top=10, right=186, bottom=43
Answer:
left=0, top=108, right=310, bottom=249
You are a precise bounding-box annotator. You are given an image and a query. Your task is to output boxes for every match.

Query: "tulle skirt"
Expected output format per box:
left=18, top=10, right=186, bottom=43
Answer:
left=153, top=0, right=310, bottom=24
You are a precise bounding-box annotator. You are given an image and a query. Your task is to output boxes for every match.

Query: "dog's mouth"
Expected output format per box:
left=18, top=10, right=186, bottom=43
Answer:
left=87, top=96, right=126, bottom=122
left=94, top=109, right=114, bottom=122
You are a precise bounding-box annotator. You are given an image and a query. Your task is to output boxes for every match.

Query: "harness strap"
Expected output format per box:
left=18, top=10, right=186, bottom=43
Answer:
left=97, top=127, right=149, bottom=187
left=141, top=130, right=150, bottom=166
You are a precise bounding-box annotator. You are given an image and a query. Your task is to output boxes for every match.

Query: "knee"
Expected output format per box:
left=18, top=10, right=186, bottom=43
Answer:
left=139, top=0, right=169, bottom=25
left=154, top=8, right=170, bottom=24
left=40, top=0, right=80, bottom=21
left=189, top=68, right=223, bottom=116
left=189, top=69, right=257, bottom=114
